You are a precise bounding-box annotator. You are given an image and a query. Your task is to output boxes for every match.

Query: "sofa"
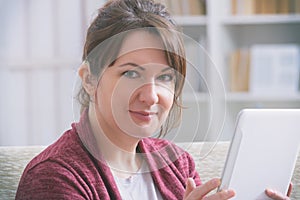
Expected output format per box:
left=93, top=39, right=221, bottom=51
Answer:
left=0, top=142, right=299, bottom=199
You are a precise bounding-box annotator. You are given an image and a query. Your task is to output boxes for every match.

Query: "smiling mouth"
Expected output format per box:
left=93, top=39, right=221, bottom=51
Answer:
left=129, top=110, right=157, bottom=122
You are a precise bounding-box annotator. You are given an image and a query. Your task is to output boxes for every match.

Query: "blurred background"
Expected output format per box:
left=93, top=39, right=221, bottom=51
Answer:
left=0, top=0, right=105, bottom=145
left=1, top=0, right=300, bottom=146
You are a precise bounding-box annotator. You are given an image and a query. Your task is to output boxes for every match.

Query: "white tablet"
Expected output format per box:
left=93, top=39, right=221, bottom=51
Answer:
left=219, top=109, right=300, bottom=199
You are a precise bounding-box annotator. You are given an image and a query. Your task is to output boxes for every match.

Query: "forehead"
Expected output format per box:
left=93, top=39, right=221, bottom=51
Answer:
left=118, top=30, right=165, bottom=57
left=115, top=30, right=168, bottom=66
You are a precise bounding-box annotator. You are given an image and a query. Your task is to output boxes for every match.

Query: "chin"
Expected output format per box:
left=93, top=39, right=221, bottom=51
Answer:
left=130, top=127, right=160, bottom=139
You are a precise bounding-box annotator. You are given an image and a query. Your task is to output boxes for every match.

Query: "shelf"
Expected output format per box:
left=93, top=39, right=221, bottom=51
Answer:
left=222, top=14, right=300, bottom=25
left=0, top=59, right=81, bottom=70
left=173, top=15, right=207, bottom=26
left=183, top=92, right=300, bottom=103
left=226, top=92, right=300, bottom=102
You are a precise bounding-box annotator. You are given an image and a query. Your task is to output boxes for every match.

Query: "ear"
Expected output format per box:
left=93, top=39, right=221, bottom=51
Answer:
left=78, top=61, right=96, bottom=96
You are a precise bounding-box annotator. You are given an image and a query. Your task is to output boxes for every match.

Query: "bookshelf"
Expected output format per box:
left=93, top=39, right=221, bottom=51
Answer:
left=160, top=0, right=300, bottom=142
left=222, top=14, right=300, bottom=25
left=1, top=0, right=298, bottom=146
left=226, top=92, right=300, bottom=102
left=173, top=16, right=207, bottom=26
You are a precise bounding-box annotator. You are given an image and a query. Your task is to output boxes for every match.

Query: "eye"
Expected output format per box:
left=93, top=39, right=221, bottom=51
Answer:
left=122, top=70, right=140, bottom=79
left=157, top=73, right=175, bottom=82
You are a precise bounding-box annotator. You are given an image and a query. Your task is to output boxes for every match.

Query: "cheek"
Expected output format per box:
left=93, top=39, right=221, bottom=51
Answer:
left=113, top=74, right=139, bottom=98
left=163, top=93, right=174, bottom=112
left=158, top=87, right=175, bottom=112
left=113, top=83, right=135, bottom=107
left=95, top=78, right=117, bottom=113
left=110, top=81, right=137, bottom=120
left=95, top=87, right=111, bottom=119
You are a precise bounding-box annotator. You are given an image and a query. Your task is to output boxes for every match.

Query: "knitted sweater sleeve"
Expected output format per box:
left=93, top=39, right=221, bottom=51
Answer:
left=16, top=160, right=90, bottom=200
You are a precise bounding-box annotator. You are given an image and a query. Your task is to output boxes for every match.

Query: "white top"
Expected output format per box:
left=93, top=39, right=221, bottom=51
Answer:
left=113, top=162, right=163, bottom=200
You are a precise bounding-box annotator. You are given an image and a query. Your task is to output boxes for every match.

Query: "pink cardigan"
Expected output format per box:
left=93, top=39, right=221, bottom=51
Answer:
left=16, top=110, right=201, bottom=199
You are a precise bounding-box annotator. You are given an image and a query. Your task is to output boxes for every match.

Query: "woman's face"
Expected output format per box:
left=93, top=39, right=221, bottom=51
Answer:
left=94, top=31, right=175, bottom=139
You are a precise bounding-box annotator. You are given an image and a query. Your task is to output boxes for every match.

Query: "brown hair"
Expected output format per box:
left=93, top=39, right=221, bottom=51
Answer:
left=77, top=0, right=186, bottom=137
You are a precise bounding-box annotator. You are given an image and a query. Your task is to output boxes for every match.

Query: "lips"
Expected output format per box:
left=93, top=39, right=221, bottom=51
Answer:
left=129, top=110, right=157, bottom=122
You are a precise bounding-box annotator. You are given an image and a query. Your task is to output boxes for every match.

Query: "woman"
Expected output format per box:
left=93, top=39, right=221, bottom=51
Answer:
left=16, top=0, right=291, bottom=199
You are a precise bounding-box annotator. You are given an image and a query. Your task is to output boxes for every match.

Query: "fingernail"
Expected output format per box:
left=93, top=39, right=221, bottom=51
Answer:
left=223, top=189, right=235, bottom=196
left=228, top=190, right=235, bottom=195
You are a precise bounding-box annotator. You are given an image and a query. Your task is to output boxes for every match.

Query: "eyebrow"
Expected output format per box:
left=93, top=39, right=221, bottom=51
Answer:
left=118, top=63, right=145, bottom=71
left=118, top=62, right=174, bottom=72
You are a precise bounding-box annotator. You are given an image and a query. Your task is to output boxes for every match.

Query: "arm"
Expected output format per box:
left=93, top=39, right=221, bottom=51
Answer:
left=16, top=160, right=88, bottom=200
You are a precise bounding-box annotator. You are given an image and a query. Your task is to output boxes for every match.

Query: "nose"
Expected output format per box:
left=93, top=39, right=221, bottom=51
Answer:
left=138, top=83, right=159, bottom=106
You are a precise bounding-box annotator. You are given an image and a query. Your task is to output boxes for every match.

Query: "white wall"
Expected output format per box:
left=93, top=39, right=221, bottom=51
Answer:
left=0, top=0, right=105, bottom=146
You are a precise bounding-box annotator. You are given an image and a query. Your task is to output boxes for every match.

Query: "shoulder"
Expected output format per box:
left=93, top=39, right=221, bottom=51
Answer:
left=26, top=127, right=83, bottom=169
left=16, top=126, right=99, bottom=199
left=20, top=124, right=97, bottom=184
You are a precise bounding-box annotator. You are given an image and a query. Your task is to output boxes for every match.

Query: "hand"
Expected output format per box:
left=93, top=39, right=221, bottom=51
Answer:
left=265, top=183, right=293, bottom=200
left=183, top=178, right=235, bottom=200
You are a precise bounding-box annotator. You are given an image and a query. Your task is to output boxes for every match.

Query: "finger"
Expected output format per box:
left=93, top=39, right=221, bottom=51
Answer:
left=265, top=189, right=290, bottom=200
left=184, top=178, right=196, bottom=199
left=287, top=183, right=293, bottom=197
left=203, top=189, right=235, bottom=200
left=187, top=178, right=221, bottom=199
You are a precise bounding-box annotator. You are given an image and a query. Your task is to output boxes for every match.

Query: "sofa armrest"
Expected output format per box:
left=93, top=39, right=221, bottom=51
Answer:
left=0, top=146, right=46, bottom=199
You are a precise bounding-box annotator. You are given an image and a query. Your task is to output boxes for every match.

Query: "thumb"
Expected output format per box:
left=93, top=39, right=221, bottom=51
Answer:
left=183, top=178, right=196, bottom=199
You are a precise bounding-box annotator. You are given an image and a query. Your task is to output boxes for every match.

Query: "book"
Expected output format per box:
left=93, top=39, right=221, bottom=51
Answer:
left=231, top=0, right=238, bottom=15
left=231, top=0, right=260, bottom=15
left=254, top=0, right=262, bottom=14
left=249, top=44, right=300, bottom=94
left=229, top=49, right=250, bottom=92
left=231, top=0, right=292, bottom=15
left=157, top=0, right=205, bottom=16
left=261, top=0, right=277, bottom=14
left=277, top=0, right=290, bottom=14
left=244, top=0, right=256, bottom=15
left=188, top=0, right=206, bottom=15
left=183, top=40, right=202, bottom=93
left=295, top=0, right=300, bottom=13
left=232, top=0, right=246, bottom=15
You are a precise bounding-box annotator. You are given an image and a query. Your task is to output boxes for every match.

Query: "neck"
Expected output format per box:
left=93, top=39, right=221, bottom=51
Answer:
left=88, top=105, right=142, bottom=176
